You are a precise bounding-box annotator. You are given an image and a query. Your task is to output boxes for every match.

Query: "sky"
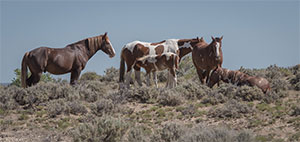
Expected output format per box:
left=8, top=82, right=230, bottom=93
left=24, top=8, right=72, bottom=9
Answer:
left=1, top=0, right=299, bottom=83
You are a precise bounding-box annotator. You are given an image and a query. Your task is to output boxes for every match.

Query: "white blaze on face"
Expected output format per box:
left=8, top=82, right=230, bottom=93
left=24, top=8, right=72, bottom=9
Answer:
left=109, top=40, right=115, bottom=54
left=216, top=42, right=220, bottom=57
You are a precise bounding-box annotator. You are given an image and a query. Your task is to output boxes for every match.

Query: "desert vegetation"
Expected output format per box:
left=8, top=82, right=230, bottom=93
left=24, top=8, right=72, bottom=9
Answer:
left=0, top=56, right=299, bottom=142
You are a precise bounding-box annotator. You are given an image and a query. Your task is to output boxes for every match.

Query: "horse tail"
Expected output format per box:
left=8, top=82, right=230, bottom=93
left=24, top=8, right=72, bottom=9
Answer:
left=21, top=52, right=29, bottom=88
left=119, top=48, right=125, bottom=82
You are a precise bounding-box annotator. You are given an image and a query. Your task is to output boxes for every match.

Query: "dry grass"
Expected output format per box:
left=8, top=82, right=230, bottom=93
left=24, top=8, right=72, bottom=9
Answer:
left=0, top=61, right=299, bottom=142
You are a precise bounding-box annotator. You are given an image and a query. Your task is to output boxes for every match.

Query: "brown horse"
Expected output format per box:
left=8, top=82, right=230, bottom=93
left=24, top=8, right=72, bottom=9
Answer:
left=21, top=32, right=115, bottom=88
left=135, top=52, right=179, bottom=88
left=207, top=67, right=271, bottom=94
left=119, top=38, right=201, bottom=87
left=192, top=36, right=223, bottom=84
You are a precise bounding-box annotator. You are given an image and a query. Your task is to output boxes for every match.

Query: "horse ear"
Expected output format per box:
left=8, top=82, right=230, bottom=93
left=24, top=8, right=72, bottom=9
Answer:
left=196, top=37, right=200, bottom=42
left=200, top=37, right=204, bottom=41
left=211, top=36, right=215, bottom=41
left=102, top=32, right=108, bottom=39
left=220, top=36, right=223, bottom=40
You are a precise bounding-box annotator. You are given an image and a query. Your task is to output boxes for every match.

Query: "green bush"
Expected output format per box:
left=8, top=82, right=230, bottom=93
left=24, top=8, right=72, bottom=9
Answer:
left=11, top=68, right=54, bottom=87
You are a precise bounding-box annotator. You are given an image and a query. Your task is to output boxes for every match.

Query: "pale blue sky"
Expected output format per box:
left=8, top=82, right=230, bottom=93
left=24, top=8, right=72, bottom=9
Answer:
left=1, top=0, right=299, bottom=83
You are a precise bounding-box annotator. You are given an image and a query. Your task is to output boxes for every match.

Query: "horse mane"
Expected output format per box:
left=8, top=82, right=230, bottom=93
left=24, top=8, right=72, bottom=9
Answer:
left=87, top=35, right=103, bottom=55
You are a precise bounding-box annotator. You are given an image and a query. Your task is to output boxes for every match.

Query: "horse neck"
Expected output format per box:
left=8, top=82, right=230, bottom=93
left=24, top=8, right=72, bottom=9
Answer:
left=177, top=38, right=198, bottom=59
left=86, top=37, right=104, bottom=59
left=179, top=47, right=192, bottom=59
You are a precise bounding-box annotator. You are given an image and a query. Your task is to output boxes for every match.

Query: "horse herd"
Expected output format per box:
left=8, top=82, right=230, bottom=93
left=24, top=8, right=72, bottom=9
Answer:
left=21, top=32, right=270, bottom=93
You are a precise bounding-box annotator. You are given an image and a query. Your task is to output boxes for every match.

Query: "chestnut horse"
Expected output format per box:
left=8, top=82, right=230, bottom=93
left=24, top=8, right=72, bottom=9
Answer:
left=119, top=38, right=201, bottom=87
left=207, top=67, right=271, bottom=94
left=192, top=36, right=223, bottom=84
left=21, top=32, right=115, bottom=88
left=135, top=52, right=179, bottom=88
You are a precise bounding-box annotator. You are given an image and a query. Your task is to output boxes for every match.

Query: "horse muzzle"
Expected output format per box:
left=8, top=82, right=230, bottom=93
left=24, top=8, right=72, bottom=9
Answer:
left=109, top=53, right=115, bottom=58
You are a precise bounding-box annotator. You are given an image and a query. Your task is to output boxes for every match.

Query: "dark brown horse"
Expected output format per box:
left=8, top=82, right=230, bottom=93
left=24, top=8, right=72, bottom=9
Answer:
left=192, top=36, right=223, bottom=84
left=21, top=32, right=115, bottom=88
left=207, top=67, right=271, bottom=94
left=135, top=52, right=179, bottom=88
left=119, top=38, right=201, bottom=87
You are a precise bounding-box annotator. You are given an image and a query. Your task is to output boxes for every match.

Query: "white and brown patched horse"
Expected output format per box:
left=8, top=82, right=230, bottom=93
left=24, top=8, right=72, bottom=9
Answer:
left=192, top=36, right=223, bottom=84
left=21, top=32, right=115, bottom=88
left=208, top=67, right=271, bottom=94
left=135, top=52, right=179, bottom=88
left=119, top=38, right=201, bottom=87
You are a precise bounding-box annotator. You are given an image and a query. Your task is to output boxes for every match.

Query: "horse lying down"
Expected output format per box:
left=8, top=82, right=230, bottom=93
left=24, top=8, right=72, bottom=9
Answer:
left=135, top=52, right=179, bottom=88
left=207, top=67, right=271, bottom=94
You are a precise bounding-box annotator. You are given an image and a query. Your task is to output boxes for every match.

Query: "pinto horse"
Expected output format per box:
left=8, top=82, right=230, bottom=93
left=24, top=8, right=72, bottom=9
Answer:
left=207, top=67, right=271, bottom=94
left=135, top=52, right=179, bottom=88
left=192, top=36, right=223, bottom=84
left=119, top=38, right=201, bottom=87
left=21, top=32, right=115, bottom=88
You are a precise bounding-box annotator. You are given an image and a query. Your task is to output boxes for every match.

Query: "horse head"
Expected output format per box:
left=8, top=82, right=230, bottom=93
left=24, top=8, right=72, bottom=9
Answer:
left=210, top=36, right=223, bottom=60
left=101, top=32, right=115, bottom=58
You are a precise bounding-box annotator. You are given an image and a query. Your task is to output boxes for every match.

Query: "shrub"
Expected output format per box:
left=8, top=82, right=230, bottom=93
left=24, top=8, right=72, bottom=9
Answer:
left=67, top=101, right=87, bottom=115
left=178, top=124, right=254, bottom=142
left=80, top=72, right=101, bottom=81
left=92, top=99, right=116, bottom=116
left=201, top=91, right=226, bottom=105
left=175, top=80, right=210, bottom=100
left=290, top=105, right=300, bottom=116
left=235, top=86, right=264, bottom=101
left=0, top=86, right=19, bottom=110
left=160, top=122, right=186, bottom=142
left=158, top=90, right=183, bottom=106
left=126, top=125, right=152, bottom=142
left=47, top=99, right=67, bottom=118
left=100, top=67, right=119, bottom=82
left=209, top=100, right=253, bottom=118
left=123, top=87, right=159, bottom=103
left=72, top=116, right=129, bottom=142
left=271, top=79, right=291, bottom=92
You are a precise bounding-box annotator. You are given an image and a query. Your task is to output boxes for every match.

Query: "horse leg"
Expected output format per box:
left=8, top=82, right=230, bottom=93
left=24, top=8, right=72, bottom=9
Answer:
left=32, top=72, right=42, bottom=85
left=170, top=68, right=177, bottom=88
left=125, top=69, right=133, bottom=88
left=134, top=65, right=143, bottom=86
left=70, top=69, right=81, bottom=85
left=26, top=74, right=34, bottom=87
left=146, top=73, right=151, bottom=86
left=196, top=69, right=205, bottom=84
left=153, top=71, right=158, bottom=88
left=205, top=70, right=211, bottom=84
left=165, top=72, right=169, bottom=88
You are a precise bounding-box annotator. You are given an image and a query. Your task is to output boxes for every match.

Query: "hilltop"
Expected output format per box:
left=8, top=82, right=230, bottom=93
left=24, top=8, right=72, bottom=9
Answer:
left=0, top=57, right=299, bottom=142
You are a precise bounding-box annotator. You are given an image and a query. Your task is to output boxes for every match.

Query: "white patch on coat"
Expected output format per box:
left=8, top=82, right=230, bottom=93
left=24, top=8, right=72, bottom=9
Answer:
left=163, top=52, right=176, bottom=61
left=179, top=41, right=191, bottom=49
left=123, top=39, right=180, bottom=55
left=216, top=42, right=220, bottom=57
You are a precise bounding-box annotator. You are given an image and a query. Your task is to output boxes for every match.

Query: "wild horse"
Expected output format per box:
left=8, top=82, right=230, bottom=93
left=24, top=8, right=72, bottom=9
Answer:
left=119, top=38, right=201, bottom=88
left=21, top=32, right=115, bottom=88
left=192, top=36, right=223, bottom=84
left=135, top=52, right=179, bottom=88
left=207, top=67, right=271, bottom=94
